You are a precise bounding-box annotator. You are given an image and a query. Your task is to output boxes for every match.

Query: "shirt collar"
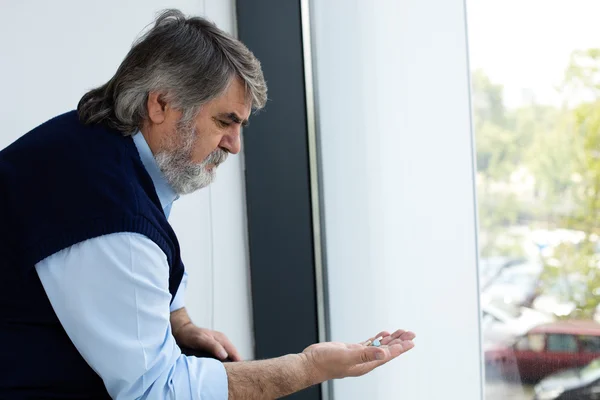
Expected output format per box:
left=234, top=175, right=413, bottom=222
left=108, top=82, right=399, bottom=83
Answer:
left=132, top=132, right=179, bottom=215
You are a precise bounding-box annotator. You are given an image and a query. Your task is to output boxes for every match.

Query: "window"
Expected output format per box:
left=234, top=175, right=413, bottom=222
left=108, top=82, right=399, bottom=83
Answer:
left=515, top=334, right=545, bottom=352
left=579, top=335, right=600, bottom=353
left=469, top=0, right=600, bottom=397
left=547, top=334, right=578, bottom=353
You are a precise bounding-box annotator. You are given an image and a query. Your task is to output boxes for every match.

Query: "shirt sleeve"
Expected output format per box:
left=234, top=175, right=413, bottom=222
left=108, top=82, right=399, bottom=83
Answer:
left=35, top=232, right=228, bottom=400
left=170, top=270, right=188, bottom=312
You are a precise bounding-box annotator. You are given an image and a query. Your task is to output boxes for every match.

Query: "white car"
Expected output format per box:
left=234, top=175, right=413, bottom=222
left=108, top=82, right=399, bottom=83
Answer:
left=481, top=300, right=554, bottom=348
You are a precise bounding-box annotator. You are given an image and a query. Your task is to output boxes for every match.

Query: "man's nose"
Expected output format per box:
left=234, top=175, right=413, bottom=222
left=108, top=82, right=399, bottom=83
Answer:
left=220, top=128, right=241, bottom=155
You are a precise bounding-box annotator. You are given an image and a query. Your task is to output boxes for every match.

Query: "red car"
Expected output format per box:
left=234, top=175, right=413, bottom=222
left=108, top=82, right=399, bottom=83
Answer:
left=485, top=320, right=600, bottom=382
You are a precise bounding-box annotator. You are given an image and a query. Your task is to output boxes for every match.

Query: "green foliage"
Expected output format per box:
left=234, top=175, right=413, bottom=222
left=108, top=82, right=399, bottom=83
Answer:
left=540, top=239, right=600, bottom=319
left=564, top=49, right=600, bottom=98
left=475, top=50, right=600, bottom=317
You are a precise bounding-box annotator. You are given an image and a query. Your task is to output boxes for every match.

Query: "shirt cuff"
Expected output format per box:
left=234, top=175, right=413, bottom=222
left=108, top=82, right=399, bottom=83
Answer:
left=170, top=271, right=188, bottom=312
left=185, top=356, right=228, bottom=399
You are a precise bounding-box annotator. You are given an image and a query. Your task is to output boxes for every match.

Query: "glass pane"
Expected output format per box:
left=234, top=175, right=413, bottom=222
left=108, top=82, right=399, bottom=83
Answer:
left=546, top=334, right=578, bottom=353
left=529, top=334, right=546, bottom=353
left=580, top=335, right=600, bottom=353
left=467, top=1, right=600, bottom=398
left=515, top=334, right=545, bottom=352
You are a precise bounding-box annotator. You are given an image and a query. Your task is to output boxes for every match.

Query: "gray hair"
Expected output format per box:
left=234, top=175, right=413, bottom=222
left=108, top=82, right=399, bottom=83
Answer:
left=78, top=9, right=267, bottom=134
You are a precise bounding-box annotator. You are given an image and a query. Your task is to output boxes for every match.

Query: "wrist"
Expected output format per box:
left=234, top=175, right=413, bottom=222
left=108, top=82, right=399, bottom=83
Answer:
left=170, top=308, right=192, bottom=338
left=172, top=320, right=193, bottom=339
left=297, top=352, right=324, bottom=386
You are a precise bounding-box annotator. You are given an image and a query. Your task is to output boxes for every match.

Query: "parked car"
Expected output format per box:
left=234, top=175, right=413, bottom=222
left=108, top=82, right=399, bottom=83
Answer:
left=485, top=320, right=600, bottom=382
left=533, top=358, right=600, bottom=400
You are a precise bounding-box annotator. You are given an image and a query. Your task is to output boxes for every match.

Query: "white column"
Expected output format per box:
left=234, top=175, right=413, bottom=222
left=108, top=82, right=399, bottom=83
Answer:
left=311, top=0, right=482, bottom=398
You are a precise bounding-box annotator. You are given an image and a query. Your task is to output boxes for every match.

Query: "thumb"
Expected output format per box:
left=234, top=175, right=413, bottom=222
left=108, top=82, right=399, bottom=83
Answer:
left=203, top=335, right=229, bottom=360
left=354, top=346, right=386, bottom=364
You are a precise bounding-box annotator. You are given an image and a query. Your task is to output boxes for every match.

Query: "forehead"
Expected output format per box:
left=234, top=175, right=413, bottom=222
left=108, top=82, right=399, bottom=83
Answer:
left=206, top=77, right=251, bottom=118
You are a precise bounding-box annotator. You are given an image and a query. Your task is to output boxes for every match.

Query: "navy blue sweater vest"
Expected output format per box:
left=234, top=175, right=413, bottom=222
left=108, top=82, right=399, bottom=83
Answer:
left=0, top=111, right=185, bottom=399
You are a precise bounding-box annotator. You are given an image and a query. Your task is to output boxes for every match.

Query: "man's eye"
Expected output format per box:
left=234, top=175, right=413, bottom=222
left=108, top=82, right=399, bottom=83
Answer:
left=217, top=120, right=231, bottom=128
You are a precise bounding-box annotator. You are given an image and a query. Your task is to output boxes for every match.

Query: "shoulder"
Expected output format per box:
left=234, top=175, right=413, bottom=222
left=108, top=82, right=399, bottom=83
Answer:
left=2, top=110, right=154, bottom=213
left=0, top=111, right=169, bottom=265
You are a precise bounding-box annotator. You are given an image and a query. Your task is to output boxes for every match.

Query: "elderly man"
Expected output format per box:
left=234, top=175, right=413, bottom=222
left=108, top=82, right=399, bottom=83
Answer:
left=0, top=9, right=415, bottom=400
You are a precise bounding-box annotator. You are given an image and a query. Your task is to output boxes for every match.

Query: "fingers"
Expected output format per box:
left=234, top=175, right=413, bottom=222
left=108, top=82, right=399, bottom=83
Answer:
left=383, top=334, right=416, bottom=359
left=382, top=330, right=416, bottom=345
left=362, top=329, right=416, bottom=346
left=354, top=346, right=387, bottom=364
left=371, top=331, right=391, bottom=341
left=350, top=340, right=415, bottom=377
left=388, top=340, right=415, bottom=356
left=355, top=329, right=416, bottom=372
left=371, top=340, right=415, bottom=360
left=361, top=331, right=390, bottom=345
left=200, top=332, right=229, bottom=360
left=354, top=340, right=414, bottom=365
left=349, top=346, right=399, bottom=376
left=380, top=330, right=403, bottom=345
left=214, top=332, right=243, bottom=361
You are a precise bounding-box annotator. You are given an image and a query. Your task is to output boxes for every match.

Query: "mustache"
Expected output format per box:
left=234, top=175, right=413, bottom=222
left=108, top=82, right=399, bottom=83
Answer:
left=206, top=148, right=228, bottom=166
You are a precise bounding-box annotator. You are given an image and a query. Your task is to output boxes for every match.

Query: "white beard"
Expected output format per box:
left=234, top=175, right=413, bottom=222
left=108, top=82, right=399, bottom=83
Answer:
left=155, top=122, right=228, bottom=195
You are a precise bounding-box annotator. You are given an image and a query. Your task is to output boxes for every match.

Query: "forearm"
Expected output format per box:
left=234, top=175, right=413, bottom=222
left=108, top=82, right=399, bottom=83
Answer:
left=224, top=353, right=319, bottom=400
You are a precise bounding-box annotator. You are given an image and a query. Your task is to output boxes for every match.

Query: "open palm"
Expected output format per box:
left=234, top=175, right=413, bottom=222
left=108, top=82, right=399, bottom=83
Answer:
left=302, top=329, right=415, bottom=380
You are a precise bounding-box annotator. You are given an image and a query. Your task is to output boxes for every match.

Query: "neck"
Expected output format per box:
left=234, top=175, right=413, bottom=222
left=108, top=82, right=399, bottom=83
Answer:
left=139, top=123, right=162, bottom=155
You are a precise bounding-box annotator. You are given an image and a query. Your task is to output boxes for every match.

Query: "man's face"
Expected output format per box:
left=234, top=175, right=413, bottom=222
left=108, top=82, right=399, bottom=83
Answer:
left=154, top=77, right=251, bottom=195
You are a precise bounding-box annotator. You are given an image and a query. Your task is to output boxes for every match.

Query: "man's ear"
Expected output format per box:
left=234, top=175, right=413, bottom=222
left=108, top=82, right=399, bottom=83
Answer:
left=147, top=92, right=168, bottom=125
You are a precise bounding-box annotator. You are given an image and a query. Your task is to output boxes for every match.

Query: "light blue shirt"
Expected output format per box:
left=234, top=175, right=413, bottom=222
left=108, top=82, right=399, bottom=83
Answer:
left=35, top=132, right=228, bottom=400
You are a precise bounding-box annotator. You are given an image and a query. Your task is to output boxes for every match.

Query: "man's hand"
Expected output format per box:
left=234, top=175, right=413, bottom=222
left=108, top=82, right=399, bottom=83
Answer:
left=170, top=308, right=242, bottom=361
left=224, top=328, right=415, bottom=399
left=301, top=329, right=415, bottom=382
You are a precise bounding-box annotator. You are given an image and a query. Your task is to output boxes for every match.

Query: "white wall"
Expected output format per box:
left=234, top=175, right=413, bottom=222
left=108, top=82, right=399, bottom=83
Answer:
left=0, top=0, right=254, bottom=360
left=311, top=0, right=483, bottom=399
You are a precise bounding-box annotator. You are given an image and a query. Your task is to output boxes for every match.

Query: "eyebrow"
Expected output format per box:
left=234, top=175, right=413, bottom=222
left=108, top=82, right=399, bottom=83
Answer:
left=218, top=112, right=249, bottom=127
